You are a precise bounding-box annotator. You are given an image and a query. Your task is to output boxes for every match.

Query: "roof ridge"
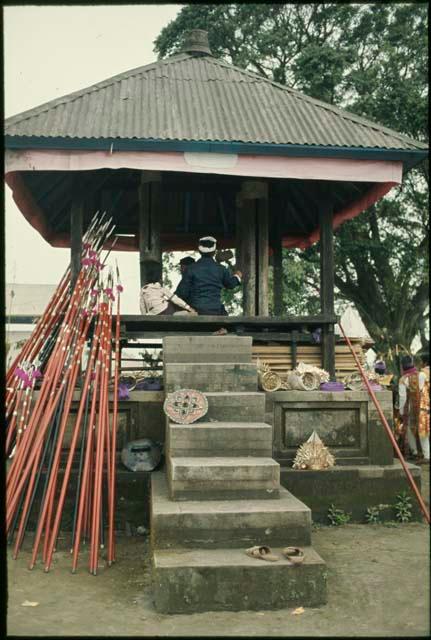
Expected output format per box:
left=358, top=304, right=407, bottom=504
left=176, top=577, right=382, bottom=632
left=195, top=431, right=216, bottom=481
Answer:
left=5, top=53, right=192, bottom=126
left=205, top=57, right=428, bottom=150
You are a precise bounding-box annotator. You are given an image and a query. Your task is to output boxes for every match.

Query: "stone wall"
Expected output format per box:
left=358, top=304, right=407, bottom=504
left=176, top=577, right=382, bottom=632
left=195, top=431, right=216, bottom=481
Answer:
left=266, top=390, right=394, bottom=466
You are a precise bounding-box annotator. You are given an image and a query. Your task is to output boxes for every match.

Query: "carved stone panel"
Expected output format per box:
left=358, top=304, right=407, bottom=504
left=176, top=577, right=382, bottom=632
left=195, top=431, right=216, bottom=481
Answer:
left=274, top=401, right=368, bottom=464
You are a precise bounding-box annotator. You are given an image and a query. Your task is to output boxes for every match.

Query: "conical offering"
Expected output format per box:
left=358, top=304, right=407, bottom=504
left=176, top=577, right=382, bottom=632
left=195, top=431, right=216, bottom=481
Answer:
left=292, top=430, right=335, bottom=470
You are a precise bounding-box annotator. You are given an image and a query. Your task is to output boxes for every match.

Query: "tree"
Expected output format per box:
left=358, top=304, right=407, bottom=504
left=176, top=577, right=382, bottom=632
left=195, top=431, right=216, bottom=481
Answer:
left=154, top=3, right=429, bottom=357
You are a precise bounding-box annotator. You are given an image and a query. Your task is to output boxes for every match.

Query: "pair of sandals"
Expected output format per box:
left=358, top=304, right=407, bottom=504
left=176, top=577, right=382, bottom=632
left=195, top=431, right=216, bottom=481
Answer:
left=246, top=545, right=304, bottom=565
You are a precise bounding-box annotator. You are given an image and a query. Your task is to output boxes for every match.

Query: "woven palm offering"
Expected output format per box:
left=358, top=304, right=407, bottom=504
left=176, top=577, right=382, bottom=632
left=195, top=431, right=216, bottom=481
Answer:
left=296, top=362, right=329, bottom=389
left=292, top=430, right=335, bottom=470
left=343, top=372, right=363, bottom=390
left=163, top=389, right=208, bottom=424
left=286, top=371, right=308, bottom=390
left=261, top=370, right=282, bottom=392
left=285, top=362, right=330, bottom=391
left=256, top=359, right=282, bottom=392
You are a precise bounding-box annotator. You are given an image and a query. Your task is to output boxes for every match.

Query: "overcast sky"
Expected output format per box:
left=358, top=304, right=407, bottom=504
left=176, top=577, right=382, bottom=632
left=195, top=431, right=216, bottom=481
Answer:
left=4, top=4, right=182, bottom=313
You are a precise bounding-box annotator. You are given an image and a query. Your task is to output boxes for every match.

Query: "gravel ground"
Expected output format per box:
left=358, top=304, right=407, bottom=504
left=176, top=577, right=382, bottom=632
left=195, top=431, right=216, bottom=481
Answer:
left=6, top=464, right=430, bottom=637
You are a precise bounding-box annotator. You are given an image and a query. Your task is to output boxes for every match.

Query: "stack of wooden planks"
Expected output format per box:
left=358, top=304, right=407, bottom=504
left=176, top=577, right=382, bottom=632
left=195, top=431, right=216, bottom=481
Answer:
left=252, top=340, right=366, bottom=380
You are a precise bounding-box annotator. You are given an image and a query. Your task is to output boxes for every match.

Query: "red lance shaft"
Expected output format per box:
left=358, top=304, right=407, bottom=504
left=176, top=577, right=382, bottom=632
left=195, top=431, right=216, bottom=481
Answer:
left=6, top=325, right=76, bottom=511
left=39, top=274, right=101, bottom=559
left=6, top=208, right=101, bottom=390
left=71, top=317, right=104, bottom=573
left=90, top=299, right=111, bottom=574
left=108, top=267, right=122, bottom=564
left=28, top=315, right=92, bottom=568
left=7, top=261, right=95, bottom=499
left=338, top=321, right=430, bottom=524
left=7, top=269, right=91, bottom=528
left=44, top=307, right=104, bottom=571
left=6, top=276, right=88, bottom=504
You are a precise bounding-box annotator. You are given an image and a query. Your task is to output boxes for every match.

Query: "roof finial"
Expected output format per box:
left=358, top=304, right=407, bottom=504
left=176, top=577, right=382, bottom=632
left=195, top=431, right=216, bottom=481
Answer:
left=182, top=29, right=212, bottom=56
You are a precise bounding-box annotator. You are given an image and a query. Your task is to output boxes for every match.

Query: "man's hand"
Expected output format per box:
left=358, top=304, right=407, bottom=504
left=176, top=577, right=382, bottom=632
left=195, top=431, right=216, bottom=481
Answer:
left=234, top=270, right=242, bottom=279
left=189, top=308, right=198, bottom=316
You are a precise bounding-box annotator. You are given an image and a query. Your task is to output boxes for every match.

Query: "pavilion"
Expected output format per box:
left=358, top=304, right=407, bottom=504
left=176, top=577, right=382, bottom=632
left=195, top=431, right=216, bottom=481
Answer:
left=5, top=29, right=428, bottom=378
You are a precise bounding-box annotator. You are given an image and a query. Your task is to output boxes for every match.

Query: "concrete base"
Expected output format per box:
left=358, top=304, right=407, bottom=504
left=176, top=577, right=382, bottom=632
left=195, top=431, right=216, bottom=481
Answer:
left=152, top=546, right=327, bottom=613
left=152, top=472, right=311, bottom=548
left=281, top=460, right=423, bottom=522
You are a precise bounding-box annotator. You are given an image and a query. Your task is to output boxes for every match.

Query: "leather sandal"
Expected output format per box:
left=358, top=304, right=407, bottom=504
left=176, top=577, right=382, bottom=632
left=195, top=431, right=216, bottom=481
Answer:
left=245, top=545, right=279, bottom=562
left=282, top=547, right=305, bottom=565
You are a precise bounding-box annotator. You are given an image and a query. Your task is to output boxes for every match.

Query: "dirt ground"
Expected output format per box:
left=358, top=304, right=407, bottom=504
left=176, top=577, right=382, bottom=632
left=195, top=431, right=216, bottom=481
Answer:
left=6, top=466, right=430, bottom=638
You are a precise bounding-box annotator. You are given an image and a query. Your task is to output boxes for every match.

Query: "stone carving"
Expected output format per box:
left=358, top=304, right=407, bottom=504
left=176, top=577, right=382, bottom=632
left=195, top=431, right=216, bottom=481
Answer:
left=292, top=430, right=336, bottom=470
left=163, top=388, right=208, bottom=424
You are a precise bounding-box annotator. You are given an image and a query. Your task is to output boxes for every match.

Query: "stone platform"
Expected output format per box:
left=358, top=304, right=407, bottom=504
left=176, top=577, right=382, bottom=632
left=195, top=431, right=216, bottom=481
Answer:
left=281, top=460, right=423, bottom=522
left=150, top=335, right=327, bottom=613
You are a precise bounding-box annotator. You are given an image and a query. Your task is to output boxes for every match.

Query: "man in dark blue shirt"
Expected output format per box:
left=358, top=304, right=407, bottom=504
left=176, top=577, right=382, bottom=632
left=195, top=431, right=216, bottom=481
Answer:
left=175, top=237, right=242, bottom=315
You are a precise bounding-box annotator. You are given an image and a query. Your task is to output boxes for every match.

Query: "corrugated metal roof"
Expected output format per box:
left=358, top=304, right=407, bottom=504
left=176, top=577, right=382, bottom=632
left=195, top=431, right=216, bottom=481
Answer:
left=5, top=52, right=427, bottom=151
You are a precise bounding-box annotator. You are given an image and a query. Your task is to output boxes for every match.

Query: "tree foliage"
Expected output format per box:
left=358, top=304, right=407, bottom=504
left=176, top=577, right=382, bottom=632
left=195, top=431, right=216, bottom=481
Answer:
left=155, top=3, right=429, bottom=355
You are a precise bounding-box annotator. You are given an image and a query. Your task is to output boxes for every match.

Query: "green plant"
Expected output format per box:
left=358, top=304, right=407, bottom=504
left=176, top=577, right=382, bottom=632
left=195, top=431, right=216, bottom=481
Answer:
left=394, top=491, right=413, bottom=523
left=327, top=504, right=351, bottom=526
left=365, top=506, right=381, bottom=524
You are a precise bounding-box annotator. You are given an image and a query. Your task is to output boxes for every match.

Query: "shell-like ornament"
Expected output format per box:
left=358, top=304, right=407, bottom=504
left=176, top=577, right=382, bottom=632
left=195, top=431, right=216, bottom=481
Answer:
left=292, top=430, right=335, bottom=470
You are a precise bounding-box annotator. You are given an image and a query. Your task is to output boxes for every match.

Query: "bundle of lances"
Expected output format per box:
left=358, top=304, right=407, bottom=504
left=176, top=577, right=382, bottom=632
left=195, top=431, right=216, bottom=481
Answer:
left=6, top=211, right=123, bottom=575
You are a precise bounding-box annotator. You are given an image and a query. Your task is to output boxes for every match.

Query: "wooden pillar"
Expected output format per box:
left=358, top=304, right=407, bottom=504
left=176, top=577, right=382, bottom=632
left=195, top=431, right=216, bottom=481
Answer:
left=272, top=204, right=284, bottom=316
left=236, top=197, right=256, bottom=316
left=237, top=180, right=269, bottom=316
left=70, top=198, right=83, bottom=291
left=319, top=204, right=336, bottom=379
left=256, top=196, right=269, bottom=316
left=138, top=172, right=162, bottom=287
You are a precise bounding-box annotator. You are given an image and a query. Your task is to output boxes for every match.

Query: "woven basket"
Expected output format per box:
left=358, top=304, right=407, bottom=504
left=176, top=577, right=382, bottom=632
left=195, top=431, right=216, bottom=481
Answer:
left=260, top=370, right=282, bottom=392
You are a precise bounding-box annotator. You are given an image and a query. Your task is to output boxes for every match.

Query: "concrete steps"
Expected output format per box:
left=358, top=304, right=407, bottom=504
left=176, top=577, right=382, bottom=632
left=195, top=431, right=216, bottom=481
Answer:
left=168, top=456, right=280, bottom=501
left=202, top=392, right=266, bottom=422
left=152, top=546, right=327, bottom=613
left=164, top=362, right=258, bottom=392
left=149, top=335, right=327, bottom=613
left=152, top=472, right=311, bottom=548
left=163, top=335, right=252, bottom=363
left=167, top=422, right=273, bottom=457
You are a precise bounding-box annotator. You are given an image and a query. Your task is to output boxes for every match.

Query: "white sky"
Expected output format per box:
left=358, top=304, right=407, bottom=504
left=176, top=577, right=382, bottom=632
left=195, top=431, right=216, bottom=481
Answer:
left=4, top=4, right=181, bottom=313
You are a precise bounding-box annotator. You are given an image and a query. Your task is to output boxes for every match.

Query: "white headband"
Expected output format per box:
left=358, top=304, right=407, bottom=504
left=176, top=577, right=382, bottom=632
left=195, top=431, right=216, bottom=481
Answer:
left=198, top=236, right=217, bottom=253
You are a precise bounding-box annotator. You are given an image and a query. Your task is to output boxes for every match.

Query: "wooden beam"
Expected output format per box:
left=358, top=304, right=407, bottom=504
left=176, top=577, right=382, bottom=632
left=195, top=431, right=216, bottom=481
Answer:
left=70, top=198, right=83, bottom=291
left=319, top=202, right=335, bottom=378
left=287, top=183, right=317, bottom=229
left=138, top=173, right=162, bottom=287
left=50, top=172, right=112, bottom=231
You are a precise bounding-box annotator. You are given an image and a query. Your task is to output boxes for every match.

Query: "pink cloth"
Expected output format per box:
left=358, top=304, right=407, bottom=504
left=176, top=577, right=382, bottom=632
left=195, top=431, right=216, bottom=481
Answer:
left=4, top=148, right=402, bottom=251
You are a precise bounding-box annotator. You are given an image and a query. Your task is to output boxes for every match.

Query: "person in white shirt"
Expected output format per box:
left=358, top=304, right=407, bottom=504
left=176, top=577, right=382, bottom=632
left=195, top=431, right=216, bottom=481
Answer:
left=398, top=354, right=429, bottom=462
left=140, top=261, right=197, bottom=316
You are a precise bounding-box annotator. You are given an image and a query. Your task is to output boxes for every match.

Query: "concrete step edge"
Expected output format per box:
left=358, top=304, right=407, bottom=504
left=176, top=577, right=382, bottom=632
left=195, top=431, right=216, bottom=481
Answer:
left=170, top=457, right=280, bottom=467
left=169, top=422, right=271, bottom=429
left=153, top=545, right=325, bottom=568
